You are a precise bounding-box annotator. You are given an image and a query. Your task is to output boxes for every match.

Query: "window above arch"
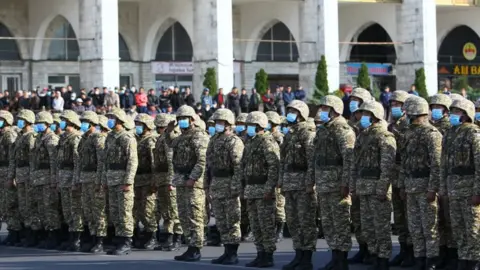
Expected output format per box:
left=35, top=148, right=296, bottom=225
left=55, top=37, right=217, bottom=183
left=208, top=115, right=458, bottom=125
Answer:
left=119, top=34, right=131, bottom=61
left=47, top=17, right=80, bottom=61
left=256, top=22, right=298, bottom=62
left=0, top=23, right=20, bottom=60
left=155, top=22, right=193, bottom=62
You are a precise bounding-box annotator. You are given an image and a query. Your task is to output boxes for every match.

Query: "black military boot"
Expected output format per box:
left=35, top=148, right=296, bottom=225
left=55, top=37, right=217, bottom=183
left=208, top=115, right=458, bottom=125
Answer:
left=401, top=244, right=415, bottom=267
left=457, top=260, right=467, bottom=270
left=154, top=233, right=170, bottom=251
left=90, top=236, right=104, bottom=254
left=110, top=237, right=132, bottom=255
left=275, top=222, right=284, bottom=242
left=26, top=229, right=39, bottom=248
left=378, top=258, right=389, bottom=270
left=426, top=257, right=438, bottom=270
left=57, top=231, right=73, bottom=251
left=36, top=230, right=48, bottom=248
left=212, top=245, right=229, bottom=264
left=436, top=246, right=448, bottom=269
left=67, top=232, right=81, bottom=252
left=143, top=232, right=158, bottom=250
left=258, top=252, right=274, bottom=268
left=174, top=246, right=194, bottom=261
left=415, top=257, right=426, bottom=270
left=283, top=249, right=303, bottom=270
left=104, top=225, right=115, bottom=246
left=297, top=250, right=313, bottom=270
left=185, top=246, right=202, bottom=262
left=223, top=244, right=239, bottom=265
left=45, top=230, right=59, bottom=249
left=80, top=235, right=94, bottom=253
left=319, top=250, right=337, bottom=270
left=390, top=242, right=407, bottom=266
left=368, top=255, right=379, bottom=270
left=1, top=230, right=14, bottom=245
left=349, top=244, right=368, bottom=264
left=337, top=251, right=349, bottom=270
left=246, top=252, right=264, bottom=267
left=6, top=230, right=20, bottom=246
left=446, top=248, right=458, bottom=270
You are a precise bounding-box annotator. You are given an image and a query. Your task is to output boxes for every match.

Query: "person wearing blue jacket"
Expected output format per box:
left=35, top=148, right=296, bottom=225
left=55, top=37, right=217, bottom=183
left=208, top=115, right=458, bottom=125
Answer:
left=283, top=86, right=295, bottom=106
left=294, top=86, right=306, bottom=101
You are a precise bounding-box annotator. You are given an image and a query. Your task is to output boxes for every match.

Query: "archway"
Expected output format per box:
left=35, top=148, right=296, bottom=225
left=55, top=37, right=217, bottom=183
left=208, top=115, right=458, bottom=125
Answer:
left=155, top=21, right=193, bottom=62
left=119, top=33, right=131, bottom=61
left=0, top=23, right=21, bottom=60
left=45, top=16, right=80, bottom=61
left=256, top=22, right=298, bottom=62
left=349, top=23, right=396, bottom=64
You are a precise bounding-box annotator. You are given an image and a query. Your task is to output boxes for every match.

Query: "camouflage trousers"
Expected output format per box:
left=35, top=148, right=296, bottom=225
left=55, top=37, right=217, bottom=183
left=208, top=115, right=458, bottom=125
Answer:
left=212, top=196, right=241, bottom=244
left=82, top=183, right=107, bottom=236
left=43, top=186, right=61, bottom=231
left=157, top=186, right=182, bottom=234
left=4, top=185, right=21, bottom=231
left=351, top=195, right=366, bottom=245
left=406, top=193, right=439, bottom=258
left=359, top=195, right=392, bottom=259
left=16, top=183, right=29, bottom=227
left=70, top=187, right=83, bottom=232
left=438, top=196, right=456, bottom=248
left=29, top=185, right=44, bottom=230
left=108, top=185, right=135, bottom=237
left=284, top=190, right=317, bottom=251
left=248, top=198, right=277, bottom=253
left=59, top=188, right=72, bottom=229
left=241, top=198, right=249, bottom=227
left=134, top=186, right=157, bottom=233
left=275, top=188, right=285, bottom=223
left=0, top=184, right=4, bottom=222
left=449, top=197, right=480, bottom=261
left=392, top=187, right=411, bottom=244
left=177, top=187, right=205, bottom=248
left=320, top=192, right=352, bottom=252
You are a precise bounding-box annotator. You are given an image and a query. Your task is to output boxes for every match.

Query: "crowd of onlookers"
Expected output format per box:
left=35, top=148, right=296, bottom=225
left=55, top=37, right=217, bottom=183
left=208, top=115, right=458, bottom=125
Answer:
left=0, top=84, right=309, bottom=121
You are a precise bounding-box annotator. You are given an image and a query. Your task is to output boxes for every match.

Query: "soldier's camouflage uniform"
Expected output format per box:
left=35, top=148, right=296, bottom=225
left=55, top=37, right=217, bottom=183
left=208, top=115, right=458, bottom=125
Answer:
left=241, top=111, right=280, bottom=260
left=280, top=101, right=317, bottom=258
left=400, top=96, right=442, bottom=263
left=206, top=109, right=244, bottom=248
left=235, top=113, right=250, bottom=239
left=351, top=101, right=396, bottom=262
left=312, top=96, right=355, bottom=257
left=440, top=99, right=480, bottom=263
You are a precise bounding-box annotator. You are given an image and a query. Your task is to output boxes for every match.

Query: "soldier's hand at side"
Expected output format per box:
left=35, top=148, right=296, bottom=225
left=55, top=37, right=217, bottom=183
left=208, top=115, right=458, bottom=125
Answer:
left=399, top=189, right=406, bottom=201
left=151, top=184, right=158, bottom=193
left=306, top=184, right=314, bottom=194
left=186, top=179, right=195, bottom=188
left=341, top=186, right=350, bottom=198
left=426, top=191, right=436, bottom=203
left=471, top=195, right=480, bottom=206
left=5, top=179, right=15, bottom=188
left=277, top=184, right=282, bottom=189
left=263, top=191, right=273, bottom=200
left=122, top=184, right=131, bottom=192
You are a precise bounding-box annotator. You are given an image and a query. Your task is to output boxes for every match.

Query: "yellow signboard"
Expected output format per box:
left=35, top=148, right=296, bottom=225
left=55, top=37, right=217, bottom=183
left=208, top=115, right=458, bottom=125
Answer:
left=453, top=65, right=480, bottom=75
left=463, top=42, right=477, bottom=61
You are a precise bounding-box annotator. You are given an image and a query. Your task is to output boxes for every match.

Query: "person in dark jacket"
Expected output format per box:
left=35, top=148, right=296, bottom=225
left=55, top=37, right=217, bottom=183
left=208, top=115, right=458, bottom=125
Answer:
left=88, top=87, right=104, bottom=107
left=159, top=89, right=171, bottom=112
left=249, top=88, right=261, bottom=112
left=227, top=87, right=241, bottom=117
left=183, top=87, right=195, bottom=107
left=342, top=87, right=352, bottom=119
left=84, top=98, right=96, bottom=111
left=169, top=87, right=183, bottom=111
left=121, top=89, right=134, bottom=109
left=147, top=88, right=159, bottom=107
left=379, top=86, right=391, bottom=120
left=29, top=90, right=41, bottom=111
left=275, top=86, right=285, bottom=116
left=262, top=88, right=276, bottom=112
left=283, top=86, right=295, bottom=106
left=294, top=86, right=306, bottom=101
left=240, top=88, right=249, bottom=113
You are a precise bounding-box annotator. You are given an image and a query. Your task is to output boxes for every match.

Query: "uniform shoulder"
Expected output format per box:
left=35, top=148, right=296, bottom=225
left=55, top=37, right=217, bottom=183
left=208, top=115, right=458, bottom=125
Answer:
left=4, top=129, right=18, bottom=141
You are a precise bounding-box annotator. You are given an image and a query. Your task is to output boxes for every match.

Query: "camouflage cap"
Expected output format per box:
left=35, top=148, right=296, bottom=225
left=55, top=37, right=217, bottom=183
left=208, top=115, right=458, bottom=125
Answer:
left=358, top=100, right=384, bottom=120
left=246, top=111, right=268, bottom=128
left=265, top=111, right=282, bottom=125
left=286, top=100, right=309, bottom=121
left=80, top=111, right=99, bottom=125
left=36, top=111, right=54, bottom=125
left=17, top=109, right=35, bottom=124
left=98, top=115, right=110, bottom=131
left=429, top=94, right=452, bottom=110
left=449, top=93, right=464, bottom=101
left=213, top=108, right=235, bottom=125
left=52, top=113, right=61, bottom=124
left=193, top=114, right=206, bottom=130
left=236, top=113, right=248, bottom=123
left=389, top=90, right=409, bottom=104
left=404, top=96, right=429, bottom=116
left=61, top=110, right=81, bottom=128
left=207, top=115, right=215, bottom=124
left=350, top=88, right=372, bottom=103
left=451, top=98, right=475, bottom=122
left=106, top=108, right=128, bottom=123
left=135, top=113, right=155, bottom=130
left=176, top=105, right=196, bottom=118
left=123, top=115, right=135, bottom=130
left=154, top=113, right=171, bottom=127
left=0, top=110, right=14, bottom=125
left=319, top=95, right=344, bottom=115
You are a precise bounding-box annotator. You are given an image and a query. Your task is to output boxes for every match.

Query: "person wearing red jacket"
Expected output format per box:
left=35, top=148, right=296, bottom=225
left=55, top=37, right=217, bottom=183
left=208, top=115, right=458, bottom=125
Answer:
left=135, top=87, right=148, bottom=113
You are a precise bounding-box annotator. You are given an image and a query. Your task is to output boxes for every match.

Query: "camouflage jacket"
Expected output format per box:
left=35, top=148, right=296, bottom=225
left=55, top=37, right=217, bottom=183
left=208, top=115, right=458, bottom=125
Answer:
left=103, top=129, right=138, bottom=186
left=271, top=130, right=284, bottom=146
left=75, top=131, right=106, bottom=184
left=135, top=133, right=158, bottom=187
left=279, top=121, right=315, bottom=191
left=0, top=128, right=17, bottom=182
left=55, top=131, right=80, bottom=187
left=206, top=131, right=244, bottom=199
left=351, top=122, right=396, bottom=195
left=399, top=122, right=442, bottom=193
left=153, top=127, right=180, bottom=186
left=388, top=116, right=409, bottom=187
left=241, top=132, right=280, bottom=199
left=31, top=131, right=59, bottom=186
left=169, top=127, right=209, bottom=188
left=431, top=116, right=451, bottom=136
left=311, top=116, right=355, bottom=193
left=10, top=130, right=36, bottom=183
left=440, top=123, right=480, bottom=198
left=348, top=117, right=361, bottom=137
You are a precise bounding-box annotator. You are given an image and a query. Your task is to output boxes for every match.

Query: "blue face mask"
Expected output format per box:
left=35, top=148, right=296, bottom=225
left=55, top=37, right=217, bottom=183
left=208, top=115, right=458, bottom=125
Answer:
left=50, top=124, right=57, bottom=131
left=215, top=124, right=224, bottom=133
left=349, top=101, right=359, bottom=112
left=35, top=123, right=46, bottom=133
left=431, top=109, right=444, bottom=121
left=391, top=107, right=403, bottom=119
left=319, top=111, right=330, bottom=123
left=281, top=127, right=289, bottom=135
left=476, top=112, right=480, bottom=122
left=235, top=125, right=245, bottom=134
left=17, top=119, right=25, bottom=129
left=178, top=119, right=189, bottom=129
left=266, top=123, right=272, bottom=131
left=208, top=126, right=216, bottom=136
left=360, top=115, right=372, bottom=129
left=59, top=120, right=67, bottom=130
left=107, top=119, right=116, bottom=129
left=286, top=113, right=297, bottom=123
left=247, top=125, right=257, bottom=137
left=80, top=122, right=90, bottom=132
left=449, top=114, right=461, bottom=126
left=135, top=126, right=144, bottom=135
left=0, top=120, right=4, bottom=128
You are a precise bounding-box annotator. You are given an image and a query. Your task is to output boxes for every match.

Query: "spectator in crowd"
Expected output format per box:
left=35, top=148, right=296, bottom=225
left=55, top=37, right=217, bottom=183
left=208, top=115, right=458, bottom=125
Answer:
left=159, top=89, right=171, bottom=112
left=147, top=88, right=158, bottom=107
left=380, top=86, right=392, bottom=120
left=89, top=87, right=103, bottom=106
left=147, top=105, right=159, bottom=117
left=104, top=88, right=120, bottom=108
left=461, top=87, right=469, bottom=100
left=442, top=86, right=451, bottom=96
left=84, top=98, right=95, bottom=112
left=262, top=88, right=276, bottom=112
left=283, top=86, right=295, bottom=107
left=408, top=84, right=419, bottom=96
left=249, top=88, right=261, bottom=112
left=294, top=86, right=306, bottom=101
left=73, top=98, right=85, bottom=113
left=52, top=91, right=64, bottom=112
left=275, top=85, right=285, bottom=116
left=29, top=90, right=40, bottom=111
left=240, top=88, right=249, bottom=113
left=341, top=86, right=353, bottom=118
left=18, top=91, right=30, bottom=109
left=120, top=87, right=134, bottom=109
left=170, top=86, right=184, bottom=111
left=201, top=88, right=213, bottom=110
left=127, top=105, right=138, bottom=118
left=136, top=87, right=148, bottom=113
left=65, top=92, right=76, bottom=110
left=227, top=87, right=241, bottom=117
left=213, top=88, right=226, bottom=108
left=166, top=104, right=174, bottom=115
left=183, top=87, right=195, bottom=107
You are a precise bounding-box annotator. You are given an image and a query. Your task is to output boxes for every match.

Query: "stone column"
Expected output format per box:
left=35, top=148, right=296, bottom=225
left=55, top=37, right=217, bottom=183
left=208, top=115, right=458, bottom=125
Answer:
left=192, top=0, right=234, bottom=98
left=396, top=0, right=438, bottom=95
left=298, top=0, right=340, bottom=97
left=79, top=0, right=120, bottom=89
